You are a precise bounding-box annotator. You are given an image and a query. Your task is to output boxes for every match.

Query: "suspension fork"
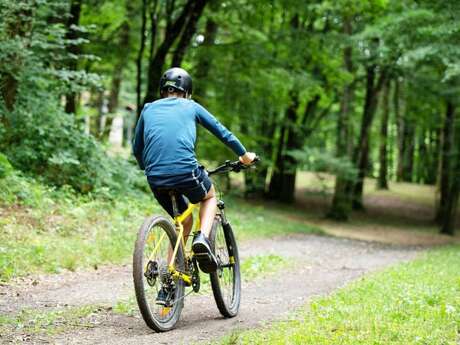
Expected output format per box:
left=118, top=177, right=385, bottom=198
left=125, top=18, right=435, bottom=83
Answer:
left=218, top=200, right=235, bottom=262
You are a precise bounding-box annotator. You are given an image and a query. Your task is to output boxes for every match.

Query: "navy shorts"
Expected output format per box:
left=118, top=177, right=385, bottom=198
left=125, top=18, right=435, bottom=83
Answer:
left=147, top=166, right=212, bottom=217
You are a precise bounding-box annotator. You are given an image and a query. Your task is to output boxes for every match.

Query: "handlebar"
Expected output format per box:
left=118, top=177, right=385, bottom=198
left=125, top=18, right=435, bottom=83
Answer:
left=207, top=156, right=260, bottom=176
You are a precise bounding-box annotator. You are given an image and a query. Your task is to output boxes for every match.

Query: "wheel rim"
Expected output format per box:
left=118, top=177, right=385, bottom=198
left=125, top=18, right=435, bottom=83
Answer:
left=142, top=222, right=181, bottom=323
left=214, top=224, right=237, bottom=310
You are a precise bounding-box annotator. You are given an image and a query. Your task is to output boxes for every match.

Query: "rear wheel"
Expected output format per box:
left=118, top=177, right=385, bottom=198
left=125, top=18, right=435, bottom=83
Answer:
left=133, top=216, right=185, bottom=332
left=209, top=216, right=241, bottom=317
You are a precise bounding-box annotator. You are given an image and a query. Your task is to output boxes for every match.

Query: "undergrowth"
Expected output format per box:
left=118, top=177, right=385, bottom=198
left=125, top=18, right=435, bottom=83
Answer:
left=0, top=167, right=321, bottom=281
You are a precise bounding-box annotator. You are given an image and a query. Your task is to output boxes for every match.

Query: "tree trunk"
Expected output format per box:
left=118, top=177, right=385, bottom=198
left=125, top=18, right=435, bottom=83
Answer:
left=87, top=90, right=102, bottom=137
left=436, top=100, right=455, bottom=223
left=328, top=16, right=354, bottom=220
left=194, top=18, right=218, bottom=102
left=1, top=2, right=34, bottom=115
left=268, top=93, right=320, bottom=203
left=244, top=107, right=275, bottom=198
left=1, top=72, right=19, bottom=116
left=426, top=128, right=440, bottom=185
left=402, top=120, right=416, bottom=182
left=377, top=78, right=390, bottom=189
left=351, top=65, right=387, bottom=210
left=440, top=104, right=459, bottom=235
left=64, top=0, right=82, bottom=114
left=416, top=128, right=427, bottom=183
left=267, top=92, right=299, bottom=201
left=142, top=0, right=203, bottom=105
left=394, top=79, right=405, bottom=181
left=136, top=0, right=150, bottom=117
left=95, top=90, right=106, bottom=136
left=171, top=0, right=208, bottom=67
left=278, top=97, right=319, bottom=203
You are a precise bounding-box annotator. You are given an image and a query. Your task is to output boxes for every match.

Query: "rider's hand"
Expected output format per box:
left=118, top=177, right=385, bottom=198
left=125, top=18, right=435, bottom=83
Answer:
left=239, top=152, right=257, bottom=165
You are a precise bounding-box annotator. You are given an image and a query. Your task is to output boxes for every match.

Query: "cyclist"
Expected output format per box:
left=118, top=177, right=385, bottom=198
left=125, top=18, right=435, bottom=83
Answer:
left=133, top=67, right=256, bottom=278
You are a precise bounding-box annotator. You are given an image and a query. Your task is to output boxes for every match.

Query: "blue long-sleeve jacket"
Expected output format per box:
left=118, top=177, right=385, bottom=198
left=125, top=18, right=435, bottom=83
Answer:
left=133, top=97, right=246, bottom=177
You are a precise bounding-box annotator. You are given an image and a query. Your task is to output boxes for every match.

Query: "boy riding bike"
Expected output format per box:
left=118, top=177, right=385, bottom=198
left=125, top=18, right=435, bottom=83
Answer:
left=133, top=67, right=256, bottom=303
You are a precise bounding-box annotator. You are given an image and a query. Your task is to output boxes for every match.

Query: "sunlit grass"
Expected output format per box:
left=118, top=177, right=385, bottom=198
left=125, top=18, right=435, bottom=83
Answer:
left=296, top=171, right=437, bottom=207
left=0, top=191, right=157, bottom=281
left=216, top=246, right=460, bottom=345
left=225, top=198, right=323, bottom=241
left=240, top=254, right=289, bottom=281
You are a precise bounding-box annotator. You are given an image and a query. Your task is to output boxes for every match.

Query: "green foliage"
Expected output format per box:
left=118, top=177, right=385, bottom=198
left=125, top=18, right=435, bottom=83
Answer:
left=216, top=246, right=460, bottom=344
left=0, top=0, right=100, bottom=94
left=0, top=153, right=12, bottom=178
left=0, top=170, right=49, bottom=206
left=0, top=0, right=133, bottom=193
left=290, top=147, right=358, bottom=181
left=1, top=96, right=143, bottom=193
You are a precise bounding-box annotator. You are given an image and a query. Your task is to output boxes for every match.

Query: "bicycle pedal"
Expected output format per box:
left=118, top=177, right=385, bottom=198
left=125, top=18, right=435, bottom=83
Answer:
left=194, top=253, right=217, bottom=273
left=194, top=253, right=211, bottom=259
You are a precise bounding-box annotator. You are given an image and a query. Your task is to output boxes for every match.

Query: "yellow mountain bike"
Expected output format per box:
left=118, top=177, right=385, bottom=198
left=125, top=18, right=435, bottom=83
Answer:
left=132, top=158, right=258, bottom=332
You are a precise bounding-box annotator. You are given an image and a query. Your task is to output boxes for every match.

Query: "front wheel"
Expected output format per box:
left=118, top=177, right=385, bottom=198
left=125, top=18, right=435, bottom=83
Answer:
left=209, top=216, right=241, bottom=317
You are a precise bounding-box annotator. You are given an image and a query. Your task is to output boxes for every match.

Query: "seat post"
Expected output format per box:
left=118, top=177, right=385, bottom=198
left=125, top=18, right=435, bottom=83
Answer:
left=170, top=192, right=180, bottom=217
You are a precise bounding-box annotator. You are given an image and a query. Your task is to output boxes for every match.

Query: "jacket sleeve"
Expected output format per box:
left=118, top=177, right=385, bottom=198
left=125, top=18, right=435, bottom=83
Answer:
left=132, top=111, right=145, bottom=170
left=195, top=102, right=246, bottom=156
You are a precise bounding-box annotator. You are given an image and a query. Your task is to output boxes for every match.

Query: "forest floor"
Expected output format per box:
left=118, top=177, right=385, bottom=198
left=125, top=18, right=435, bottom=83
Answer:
left=292, top=172, right=460, bottom=246
left=1, top=173, right=458, bottom=344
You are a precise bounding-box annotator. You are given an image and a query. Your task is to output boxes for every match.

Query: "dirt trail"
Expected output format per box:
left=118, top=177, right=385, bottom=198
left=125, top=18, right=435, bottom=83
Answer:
left=1, top=235, right=419, bottom=345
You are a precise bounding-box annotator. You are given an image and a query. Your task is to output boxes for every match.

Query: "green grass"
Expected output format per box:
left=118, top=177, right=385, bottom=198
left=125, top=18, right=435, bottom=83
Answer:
left=0, top=187, right=157, bottom=281
left=0, top=172, right=321, bottom=282
left=216, top=246, right=460, bottom=345
left=240, top=254, right=289, bottom=281
left=225, top=198, right=323, bottom=241
left=0, top=305, right=104, bottom=336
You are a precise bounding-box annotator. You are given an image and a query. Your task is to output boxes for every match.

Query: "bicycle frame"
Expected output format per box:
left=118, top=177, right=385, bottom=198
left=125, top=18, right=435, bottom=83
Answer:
left=146, top=202, right=200, bottom=287
left=168, top=202, right=201, bottom=286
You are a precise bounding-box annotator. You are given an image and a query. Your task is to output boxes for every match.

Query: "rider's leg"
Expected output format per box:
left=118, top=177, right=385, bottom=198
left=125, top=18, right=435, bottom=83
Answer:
left=199, top=185, right=217, bottom=238
left=191, top=185, right=217, bottom=273
left=183, top=213, right=193, bottom=242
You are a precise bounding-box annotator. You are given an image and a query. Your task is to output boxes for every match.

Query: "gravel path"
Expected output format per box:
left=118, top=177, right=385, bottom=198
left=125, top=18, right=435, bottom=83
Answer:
left=0, top=235, right=419, bottom=344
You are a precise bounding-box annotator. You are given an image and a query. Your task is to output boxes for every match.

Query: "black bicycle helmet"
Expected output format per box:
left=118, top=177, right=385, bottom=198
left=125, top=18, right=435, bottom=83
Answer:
left=159, top=67, right=193, bottom=97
